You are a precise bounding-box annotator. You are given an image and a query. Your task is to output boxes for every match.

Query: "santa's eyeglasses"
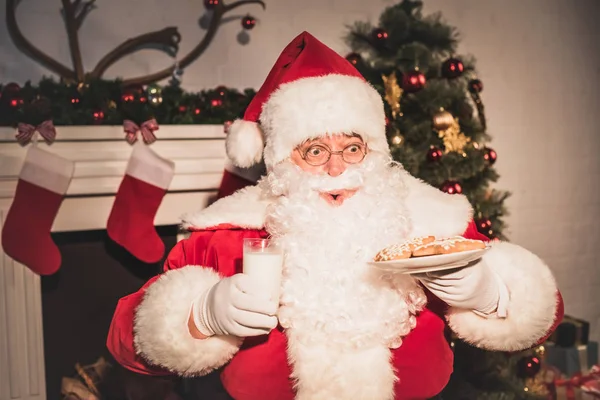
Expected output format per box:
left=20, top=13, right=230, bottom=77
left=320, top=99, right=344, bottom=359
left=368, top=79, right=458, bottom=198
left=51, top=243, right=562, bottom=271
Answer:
left=296, top=143, right=368, bottom=166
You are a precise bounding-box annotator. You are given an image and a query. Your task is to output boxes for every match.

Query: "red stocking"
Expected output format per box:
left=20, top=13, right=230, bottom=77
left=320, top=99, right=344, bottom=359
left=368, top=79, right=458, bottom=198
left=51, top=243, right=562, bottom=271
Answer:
left=2, top=147, right=74, bottom=275
left=107, top=142, right=175, bottom=263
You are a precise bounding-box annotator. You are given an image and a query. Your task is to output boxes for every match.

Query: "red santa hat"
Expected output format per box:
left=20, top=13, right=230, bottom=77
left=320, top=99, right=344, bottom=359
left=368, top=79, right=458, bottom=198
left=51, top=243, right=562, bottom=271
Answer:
left=226, top=31, right=389, bottom=170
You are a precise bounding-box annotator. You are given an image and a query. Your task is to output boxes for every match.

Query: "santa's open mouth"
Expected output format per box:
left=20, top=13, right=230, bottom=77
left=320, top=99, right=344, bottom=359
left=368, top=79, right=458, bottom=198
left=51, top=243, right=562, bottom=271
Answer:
left=319, top=189, right=358, bottom=206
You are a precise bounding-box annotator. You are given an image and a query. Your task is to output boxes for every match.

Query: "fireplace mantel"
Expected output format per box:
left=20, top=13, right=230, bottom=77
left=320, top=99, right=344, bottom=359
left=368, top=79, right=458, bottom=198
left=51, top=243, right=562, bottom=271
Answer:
left=0, top=125, right=227, bottom=400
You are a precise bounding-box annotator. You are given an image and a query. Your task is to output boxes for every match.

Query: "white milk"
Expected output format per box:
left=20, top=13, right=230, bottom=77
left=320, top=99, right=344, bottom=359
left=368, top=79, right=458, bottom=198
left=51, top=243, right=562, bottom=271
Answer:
left=243, top=251, right=284, bottom=301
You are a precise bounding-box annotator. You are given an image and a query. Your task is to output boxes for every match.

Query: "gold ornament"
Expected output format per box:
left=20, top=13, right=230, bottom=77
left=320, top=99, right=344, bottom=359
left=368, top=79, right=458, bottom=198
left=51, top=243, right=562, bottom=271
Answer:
left=524, top=376, right=550, bottom=396
left=432, top=110, right=454, bottom=130
left=391, top=133, right=404, bottom=146
left=107, top=100, right=117, bottom=109
left=534, top=345, right=546, bottom=358
left=437, top=118, right=471, bottom=154
left=382, top=72, right=403, bottom=118
left=77, top=82, right=90, bottom=93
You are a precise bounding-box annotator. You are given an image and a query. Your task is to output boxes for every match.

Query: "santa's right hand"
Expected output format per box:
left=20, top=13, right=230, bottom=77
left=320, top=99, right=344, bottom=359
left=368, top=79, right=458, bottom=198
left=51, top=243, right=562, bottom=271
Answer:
left=191, top=273, right=279, bottom=337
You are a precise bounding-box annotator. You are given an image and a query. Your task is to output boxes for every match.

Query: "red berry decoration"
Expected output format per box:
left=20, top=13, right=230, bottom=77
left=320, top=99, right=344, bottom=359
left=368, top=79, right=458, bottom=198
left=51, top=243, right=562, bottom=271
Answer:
left=483, top=147, right=497, bottom=165
left=215, top=85, right=227, bottom=97
left=346, top=52, right=361, bottom=66
left=476, top=218, right=492, bottom=232
left=427, top=147, right=443, bottom=162
left=2, top=82, right=23, bottom=108
left=441, top=58, right=464, bottom=79
left=122, top=84, right=145, bottom=103
left=372, top=28, right=388, bottom=42
left=121, top=92, right=135, bottom=103
left=178, top=105, right=188, bottom=113
left=211, top=98, right=223, bottom=107
left=9, top=97, right=24, bottom=108
left=204, top=0, right=219, bottom=9
left=517, top=356, right=541, bottom=378
left=441, top=181, right=462, bottom=194
left=92, top=109, right=105, bottom=123
left=242, top=15, right=256, bottom=30
left=402, top=70, right=426, bottom=93
left=468, top=79, right=483, bottom=93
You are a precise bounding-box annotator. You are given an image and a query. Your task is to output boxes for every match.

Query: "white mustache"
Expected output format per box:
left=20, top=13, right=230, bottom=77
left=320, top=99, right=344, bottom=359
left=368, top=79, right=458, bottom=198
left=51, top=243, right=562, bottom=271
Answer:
left=308, top=167, right=365, bottom=191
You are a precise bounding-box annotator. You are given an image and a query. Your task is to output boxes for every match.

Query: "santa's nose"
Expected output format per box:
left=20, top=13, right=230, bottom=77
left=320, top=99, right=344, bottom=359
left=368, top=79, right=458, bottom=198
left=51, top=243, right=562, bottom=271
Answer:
left=325, top=154, right=347, bottom=177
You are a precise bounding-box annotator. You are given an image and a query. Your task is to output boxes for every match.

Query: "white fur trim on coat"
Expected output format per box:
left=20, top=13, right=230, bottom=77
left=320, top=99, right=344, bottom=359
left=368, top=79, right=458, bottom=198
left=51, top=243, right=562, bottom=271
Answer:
left=226, top=119, right=265, bottom=168
left=446, top=241, right=559, bottom=351
left=260, top=74, right=389, bottom=169
left=181, top=183, right=271, bottom=230
left=402, top=171, right=472, bottom=238
left=133, top=266, right=242, bottom=376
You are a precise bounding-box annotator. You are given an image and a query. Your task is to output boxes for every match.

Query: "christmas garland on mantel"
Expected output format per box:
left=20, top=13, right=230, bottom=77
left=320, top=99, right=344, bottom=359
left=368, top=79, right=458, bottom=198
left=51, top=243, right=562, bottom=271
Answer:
left=0, top=79, right=254, bottom=130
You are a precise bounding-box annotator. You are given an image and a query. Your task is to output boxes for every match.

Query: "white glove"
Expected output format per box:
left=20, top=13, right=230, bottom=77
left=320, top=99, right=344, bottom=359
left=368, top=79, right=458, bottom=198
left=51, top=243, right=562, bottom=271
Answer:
left=416, top=259, right=508, bottom=317
left=192, top=274, right=279, bottom=337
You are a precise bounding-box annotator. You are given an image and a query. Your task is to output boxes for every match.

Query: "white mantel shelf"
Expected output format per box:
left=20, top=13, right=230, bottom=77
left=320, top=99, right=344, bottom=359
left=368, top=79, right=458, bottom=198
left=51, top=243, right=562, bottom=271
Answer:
left=0, top=125, right=227, bottom=400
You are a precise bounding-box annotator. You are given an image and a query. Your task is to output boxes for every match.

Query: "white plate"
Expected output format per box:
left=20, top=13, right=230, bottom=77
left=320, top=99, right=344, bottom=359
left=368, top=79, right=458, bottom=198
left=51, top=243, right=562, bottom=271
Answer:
left=368, top=246, right=490, bottom=274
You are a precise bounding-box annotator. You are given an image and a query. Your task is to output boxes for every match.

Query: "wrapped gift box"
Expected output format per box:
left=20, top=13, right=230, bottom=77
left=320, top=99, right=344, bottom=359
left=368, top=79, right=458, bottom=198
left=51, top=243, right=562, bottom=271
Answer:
left=546, top=342, right=599, bottom=377
left=549, top=315, right=591, bottom=347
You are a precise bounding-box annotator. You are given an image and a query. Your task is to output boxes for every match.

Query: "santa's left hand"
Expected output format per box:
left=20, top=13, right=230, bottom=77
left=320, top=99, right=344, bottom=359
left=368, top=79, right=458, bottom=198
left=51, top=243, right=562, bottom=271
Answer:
left=416, top=259, right=508, bottom=317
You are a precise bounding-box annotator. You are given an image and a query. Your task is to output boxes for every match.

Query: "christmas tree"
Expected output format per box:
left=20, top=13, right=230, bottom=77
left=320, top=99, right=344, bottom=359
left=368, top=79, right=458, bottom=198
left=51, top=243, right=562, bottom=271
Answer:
left=346, top=1, right=546, bottom=398
left=345, top=0, right=508, bottom=242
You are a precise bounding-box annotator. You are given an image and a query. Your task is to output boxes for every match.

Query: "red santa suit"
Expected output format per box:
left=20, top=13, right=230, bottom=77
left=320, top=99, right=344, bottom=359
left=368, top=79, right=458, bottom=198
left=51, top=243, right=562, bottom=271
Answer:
left=107, top=180, right=563, bottom=400
left=106, top=31, right=564, bottom=400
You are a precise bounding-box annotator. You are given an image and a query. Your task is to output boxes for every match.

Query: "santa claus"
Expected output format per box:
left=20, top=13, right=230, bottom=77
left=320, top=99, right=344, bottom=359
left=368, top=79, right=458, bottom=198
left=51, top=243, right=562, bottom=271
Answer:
left=107, top=31, right=563, bottom=400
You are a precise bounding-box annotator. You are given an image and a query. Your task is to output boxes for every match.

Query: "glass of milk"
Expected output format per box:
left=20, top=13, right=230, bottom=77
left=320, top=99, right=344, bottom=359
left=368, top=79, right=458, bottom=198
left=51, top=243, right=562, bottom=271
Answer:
left=243, top=238, right=284, bottom=302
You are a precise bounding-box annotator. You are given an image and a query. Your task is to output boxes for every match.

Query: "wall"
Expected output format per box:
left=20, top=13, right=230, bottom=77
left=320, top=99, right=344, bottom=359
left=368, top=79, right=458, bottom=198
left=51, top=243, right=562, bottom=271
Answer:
left=1, top=0, right=599, bottom=339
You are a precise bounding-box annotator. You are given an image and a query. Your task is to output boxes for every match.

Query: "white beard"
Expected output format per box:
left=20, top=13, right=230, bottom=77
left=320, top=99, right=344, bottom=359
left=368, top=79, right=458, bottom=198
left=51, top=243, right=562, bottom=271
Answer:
left=261, top=154, right=427, bottom=400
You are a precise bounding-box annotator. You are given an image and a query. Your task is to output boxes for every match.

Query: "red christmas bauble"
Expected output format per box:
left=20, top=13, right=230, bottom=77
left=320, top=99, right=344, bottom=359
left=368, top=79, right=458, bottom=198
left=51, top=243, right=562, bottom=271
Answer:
left=468, top=79, right=483, bottom=93
left=402, top=70, right=426, bottom=93
left=178, top=105, right=188, bottom=113
left=211, top=98, right=223, bottom=107
left=204, top=0, right=219, bottom=9
left=517, top=356, right=541, bottom=378
left=483, top=147, right=497, bottom=164
left=346, top=52, right=361, bottom=66
left=441, top=180, right=462, bottom=194
left=372, top=28, right=388, bottom=42
left=92, top=110, right=105, bottom=123
left=441, top=58, right=464, bottom=79
left=427, top=147, right=443, bottom=162
left=242, top=15, right=256, bottom=30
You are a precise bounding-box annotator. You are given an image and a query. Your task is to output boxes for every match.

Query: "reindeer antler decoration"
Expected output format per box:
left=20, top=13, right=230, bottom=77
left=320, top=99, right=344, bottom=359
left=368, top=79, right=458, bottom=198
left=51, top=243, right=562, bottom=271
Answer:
left=6, top=0, right=266, bottom=86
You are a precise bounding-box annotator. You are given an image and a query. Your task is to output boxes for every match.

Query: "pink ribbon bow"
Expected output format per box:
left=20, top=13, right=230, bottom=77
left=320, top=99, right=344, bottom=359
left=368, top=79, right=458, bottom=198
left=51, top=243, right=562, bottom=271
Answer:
left=553, top=365, right=600, bottom=399
left=16, top=120, right=57, bottom=145
left=123, top=119, right=158, bottom=144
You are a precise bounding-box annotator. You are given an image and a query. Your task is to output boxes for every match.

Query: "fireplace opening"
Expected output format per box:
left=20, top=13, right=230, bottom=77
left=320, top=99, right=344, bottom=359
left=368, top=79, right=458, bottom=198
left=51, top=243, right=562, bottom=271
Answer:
left=42, top=226, right=179, bottom=399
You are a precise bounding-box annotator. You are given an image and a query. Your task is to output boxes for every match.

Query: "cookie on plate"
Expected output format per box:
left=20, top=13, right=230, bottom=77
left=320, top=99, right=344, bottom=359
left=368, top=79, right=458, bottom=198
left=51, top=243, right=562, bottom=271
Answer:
left=435, top=236, right=486, bottom=254
left=374, top=236, right=436, bottom=261
left=374, top=243, right=412, bottom=261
